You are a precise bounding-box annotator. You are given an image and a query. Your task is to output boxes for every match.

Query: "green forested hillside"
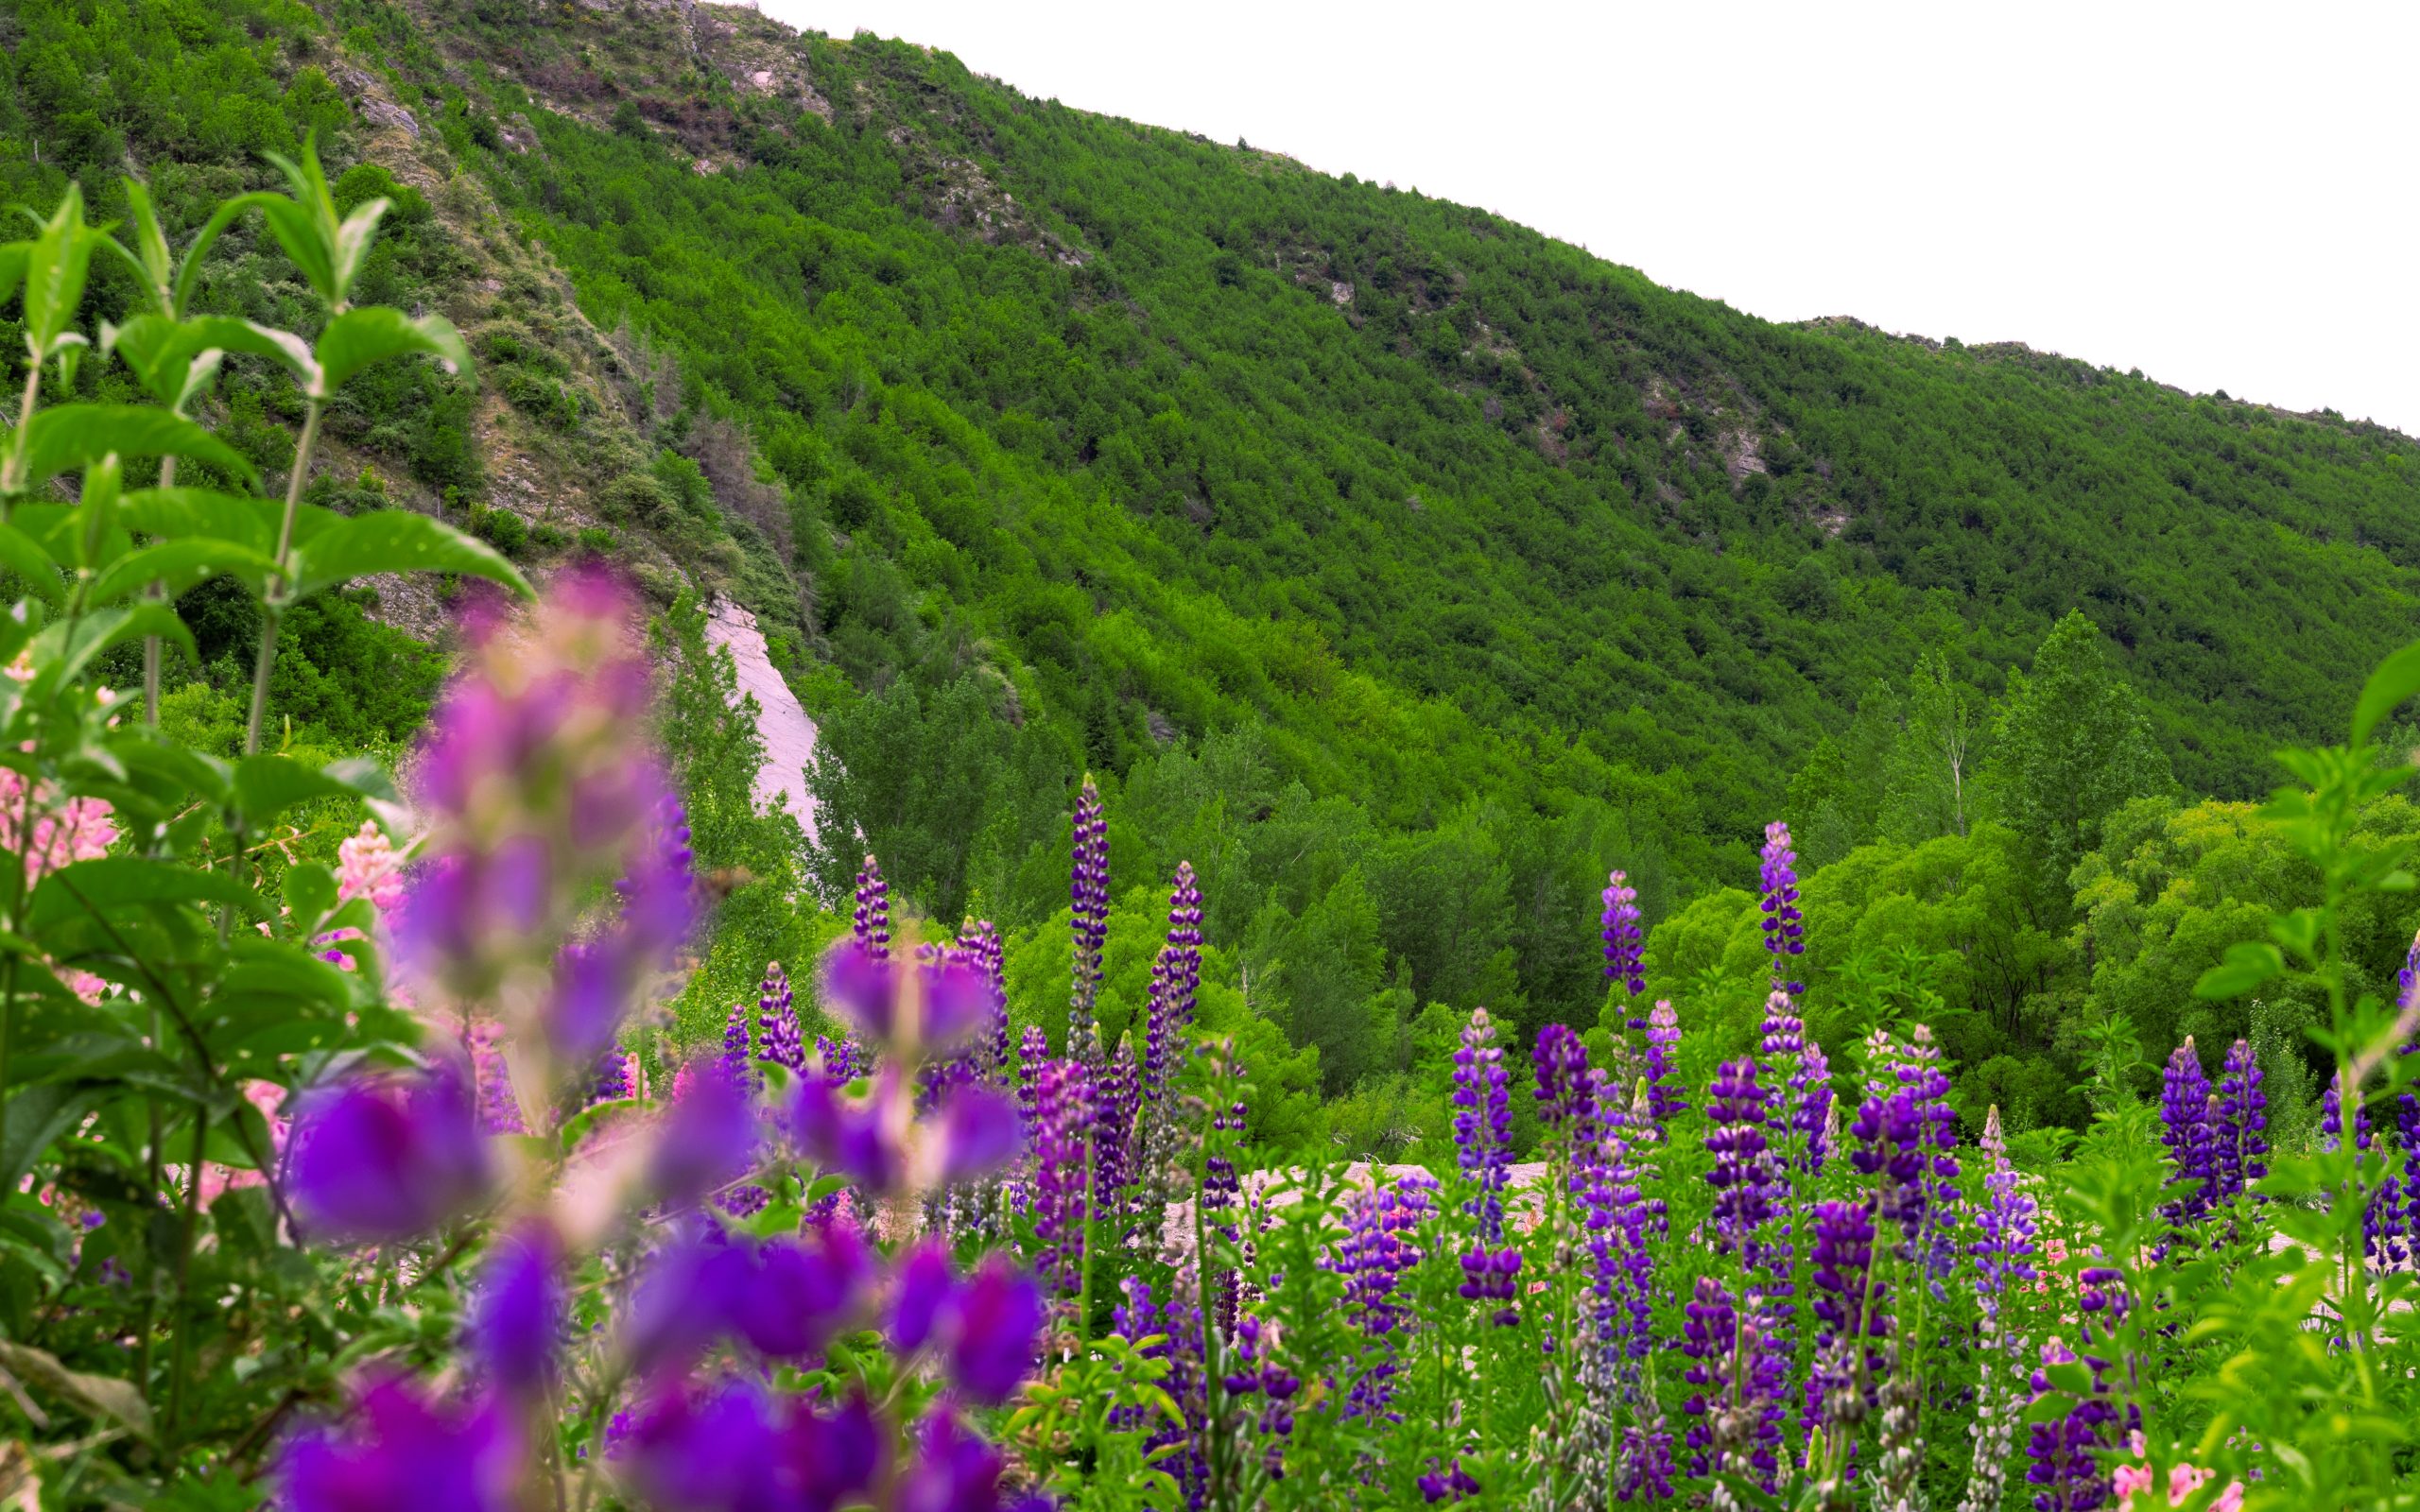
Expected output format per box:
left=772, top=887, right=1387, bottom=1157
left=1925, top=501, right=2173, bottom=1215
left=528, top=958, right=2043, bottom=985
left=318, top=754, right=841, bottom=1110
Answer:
left=5, top=0, right=2417, bottom=1139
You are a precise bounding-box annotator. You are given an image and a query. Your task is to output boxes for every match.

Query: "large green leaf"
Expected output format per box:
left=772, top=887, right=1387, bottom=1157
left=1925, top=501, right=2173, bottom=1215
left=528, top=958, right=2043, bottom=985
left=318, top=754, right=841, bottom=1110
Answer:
left=0, top=240, right=29, bottom=307
left=232, top=752, right=375, bottom=830
left=15, top=405, right=259, bottom=490
left=0, top=521, right=66, bottom=605
left=311, top=306, right=469, bottom=399
left=20, top=184, right=97, bottom=359
left=27, top=854, right=255, bottom=933
left=22, top=603, right=197, bottom=702
left=2353, top=638, right=2420, bottom=748
left=287, top=509, right=530, bottom=599
left=85, top=536, right=280, bottom=606
left=119, top=487, right=280, bottom=552
left=104, top=312, right=310, bottom=406
left=0, top=1085, right=98, bottom=1194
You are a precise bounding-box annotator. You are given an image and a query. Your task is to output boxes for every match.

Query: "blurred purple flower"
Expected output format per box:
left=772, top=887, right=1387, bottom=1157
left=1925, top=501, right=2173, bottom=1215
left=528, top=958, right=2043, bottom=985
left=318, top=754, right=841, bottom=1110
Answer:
left=890, top=1243, right=957, bottom=1352
left=278, top=1374, right=520, bottom=1512
left=942, top=1254, right=1045, bottom=1405
left=648, top=1069, right=756, bottom=1210
left=735, top=1226, right=873, bottom=1359
left=292, top=1068, right=490, bottom=1246
left=789, top=1071, right=904, bottom=1194
left=468, top=1226, right=562, bottom=1395
left=896, top=1408, right=1006, bottom=1512
left=937, top=1084, right=1025, bottom=1183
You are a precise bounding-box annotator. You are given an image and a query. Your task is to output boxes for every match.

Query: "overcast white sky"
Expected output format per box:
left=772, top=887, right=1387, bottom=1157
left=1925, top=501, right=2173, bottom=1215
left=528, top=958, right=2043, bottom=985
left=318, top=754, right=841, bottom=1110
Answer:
left=757, top=1, right=2419, bottom=435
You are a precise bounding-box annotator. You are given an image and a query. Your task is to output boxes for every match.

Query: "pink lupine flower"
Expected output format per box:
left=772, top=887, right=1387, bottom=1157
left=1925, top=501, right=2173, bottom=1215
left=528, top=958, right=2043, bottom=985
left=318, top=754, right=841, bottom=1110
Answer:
left=337, top=820, right=409, bottom=921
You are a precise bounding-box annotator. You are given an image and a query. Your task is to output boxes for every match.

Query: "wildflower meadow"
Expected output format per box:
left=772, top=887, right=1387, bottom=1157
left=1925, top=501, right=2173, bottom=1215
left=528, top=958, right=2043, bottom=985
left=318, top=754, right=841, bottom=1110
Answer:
left=7, top=163, right=2420, bottom=1512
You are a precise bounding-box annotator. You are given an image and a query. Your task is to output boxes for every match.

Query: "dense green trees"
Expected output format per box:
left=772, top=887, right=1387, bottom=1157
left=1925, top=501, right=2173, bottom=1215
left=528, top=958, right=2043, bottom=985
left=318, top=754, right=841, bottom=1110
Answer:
left=9, top=0, right=2420, bottom=1148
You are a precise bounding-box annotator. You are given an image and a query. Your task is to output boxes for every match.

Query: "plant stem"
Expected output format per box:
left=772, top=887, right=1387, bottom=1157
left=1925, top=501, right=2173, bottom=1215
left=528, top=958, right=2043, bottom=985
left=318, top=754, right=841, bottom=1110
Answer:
left=244, top=401, right=322, bottom=757
left=2, top=357, right=41, bottom=516
left=164, top=1108, right=211, bottom=1448
left=143, top=453, right=177, bottom=727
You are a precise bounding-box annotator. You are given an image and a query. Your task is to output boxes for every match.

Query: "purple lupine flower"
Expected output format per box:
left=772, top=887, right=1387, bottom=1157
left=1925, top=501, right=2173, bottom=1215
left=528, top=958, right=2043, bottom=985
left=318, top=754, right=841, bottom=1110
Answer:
left=2399, top=925, right=2420, bottom=1007
left=1894, top=1026, right=1963, bottom=1280
left=1850, top=1088, right=1930, bottom=1248
left=756, top=961, right=803, bottom=1082
left=1973, top=1106, right=2040, bottom=1307
left=1644, top=1000, right=1688, bottom=1126
left=1806, top=1197, right=1888, bottom=1431
left=1450, top=1007, right=1513, bottom=1242
left=650, top=1068, right=757, bottom=1210
left=292, top=1067, right=491, bottom=1246
left=1617, top=1409, right=1677, bottom=1504
left=954, top=921, right=1010, bottom=1087
left=1757, top=820, right=1806, bottom=998
left=277, top=1375, right=520, bottom=1512
left=1093, top=1040, right=1139, bottom=1215
left=718, top=999, right=752, bottom=1090
left=2320, top=1078, right=2395, bottom=1265
left=1223, top=1313, right=1301, bottom=1476
left=1704, top=1057, right=1775, bottom=1251
left=1533, top=1022, right=1596, bottom=1129
left=2021, top=1337, right=2121, bottom=1512
left=941, top=1252, right=1046, bottom=1404
left=1141, top=862, right=1205, bottom=1107
left=817, top=1033, right=864, bottom=1087
left=1798, top=1034, right=1835, bottom=1175
left=2159, top=1037, right=2217, bottom=1232
left=1068, top=777, right=1111, bottom=1066
left=1456, top=1243, right=1525, bottom=1328
left=1601, top=868, right=1647, bottom=1009
left=1337, top=1174, right=1433, bottom=1348
left=1679, top=1274, right=1784, bottom=1487
left=1757, top=989, right=1829, bottom=1174
left=1029, top=1057, right=1093, bottom=1298
left=1015, top=1024, right=1048, bottom=1134
left=852, top=854, right=891, bottom=960
left=1418, top=1459, right=1480, bottom=1503
left=1586, top=1087, right=1657, bottom=1361
left=589, top=1048, right=631, bottom=1105
left=468, top=1227, right=563, bottom=1396
left=400, top=568, right=695, bottom=1075
left=895, top=1408, right=1009, bottom=1511
left=1112, top=1278, right=1209, bottom=1504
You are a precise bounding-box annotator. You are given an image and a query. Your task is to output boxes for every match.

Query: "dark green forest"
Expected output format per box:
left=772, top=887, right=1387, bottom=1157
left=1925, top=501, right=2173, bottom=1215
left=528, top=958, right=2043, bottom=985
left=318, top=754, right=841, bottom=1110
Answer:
left=5, top=0, right=2417, bottom=1152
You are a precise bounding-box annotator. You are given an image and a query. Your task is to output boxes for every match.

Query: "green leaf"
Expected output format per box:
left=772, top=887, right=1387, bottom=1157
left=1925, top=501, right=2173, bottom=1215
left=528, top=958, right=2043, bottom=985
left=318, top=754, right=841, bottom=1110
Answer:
left=0, top=240, right=27, bottom=307
left=28, top=855, right=254, bottom=933
left=0, top=521, right=66, bottom=604
left=233, top=752, right=371, bottom=829
left=287, top=509, right=530, bottom=600
left=119, top=487, right=280, bottom=552
left=2196, top=940, right=2286, bottom=999
left=0, top=1086, right=98, bottom=1194
left=84, top=536, right=280, bottom=606
left=311, top=306, right=469, bottom=400
left=257, top=195, right=337, bottom=308
left=171, top=193, right=283, bottom=318
left=21, top=184, right=98, bottom=359
left=77, top=452, right=121, bottom=571
left=16, top=404, right=260, bottom=490
left=0, top=1338, right=155, bottom=1439
left=560, top=1099, right=643, bottom=1153
left=104, top=312, right=311, bottom=406
left=23, top=603, right=197, bottom=701
left=2354, top=639, right=2420, bottom=748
